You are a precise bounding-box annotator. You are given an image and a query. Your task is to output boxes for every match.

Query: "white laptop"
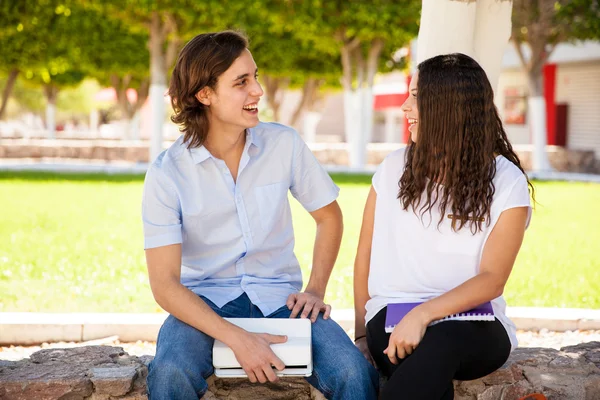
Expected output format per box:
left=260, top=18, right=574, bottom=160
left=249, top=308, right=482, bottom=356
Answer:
left=213, top=318, right=312, bottom=378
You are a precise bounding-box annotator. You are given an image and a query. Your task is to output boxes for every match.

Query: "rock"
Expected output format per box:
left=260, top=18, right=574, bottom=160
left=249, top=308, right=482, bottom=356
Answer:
left=1, top=343, right=600, bottom=399
left=0, top=346, right=140, bottom=400
left=0, top=346, right=322, bottom=400
left=90, top=366, right=137, bottom=396
left=453, top=342, right=600, bottom=400
left=478, top=386, right=504, bottom=400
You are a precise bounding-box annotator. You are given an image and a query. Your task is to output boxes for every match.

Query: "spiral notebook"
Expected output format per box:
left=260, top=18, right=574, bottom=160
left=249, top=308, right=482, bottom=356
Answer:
left=384, top=302, right=495, bottom=333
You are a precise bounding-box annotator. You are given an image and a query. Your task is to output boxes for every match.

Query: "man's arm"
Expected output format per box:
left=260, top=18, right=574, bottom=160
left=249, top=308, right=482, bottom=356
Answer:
left=287, top=200, right=343, bottom=321
left=146, top=244, right=287, bottom=383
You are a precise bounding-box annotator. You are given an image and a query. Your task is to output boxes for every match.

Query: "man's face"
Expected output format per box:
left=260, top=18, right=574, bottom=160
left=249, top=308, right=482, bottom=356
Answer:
left=200, top=49, right=264, bottom=134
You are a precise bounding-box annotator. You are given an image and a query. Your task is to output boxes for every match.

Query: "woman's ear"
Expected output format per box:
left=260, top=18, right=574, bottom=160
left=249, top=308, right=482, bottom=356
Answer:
left=195, top=87, right=211, bottom=106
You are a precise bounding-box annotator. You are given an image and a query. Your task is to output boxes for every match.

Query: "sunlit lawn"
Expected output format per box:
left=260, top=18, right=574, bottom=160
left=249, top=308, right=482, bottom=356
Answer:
left=1, top=171, right=599, bottom=313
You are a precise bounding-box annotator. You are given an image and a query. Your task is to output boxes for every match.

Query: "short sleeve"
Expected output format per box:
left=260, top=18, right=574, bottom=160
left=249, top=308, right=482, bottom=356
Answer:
left=142, top=165, right=183, bottom=249
left=501, top=174, right=532, bottom=229
left=289, top=130, right=339, bottom=212
left=372, top=161, right=385, bottom=194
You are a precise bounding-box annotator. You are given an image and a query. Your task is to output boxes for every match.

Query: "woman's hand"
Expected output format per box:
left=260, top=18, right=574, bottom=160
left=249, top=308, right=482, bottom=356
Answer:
left=355, top=336, right=376, bottom=367
left=384, top=308, right=430, bottom=364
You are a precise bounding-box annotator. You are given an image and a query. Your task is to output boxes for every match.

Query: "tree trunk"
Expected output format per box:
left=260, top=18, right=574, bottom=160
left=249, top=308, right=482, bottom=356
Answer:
left=148, top=11, right=171, bottom=161
left=362, top=39, right=384, bottom=146
left=514, top=35, right=553, bottom=173
left=418, top=0, right=511, bottom=92
left=290, top=78, right=323, bottom=142
left=0, top=68, right=19, bottom=120
left=340, top=36, right=366, bottom=168
left=263, top=75, right=289, bottom=122
left=290, top=78, right=319, bottom=127
left=527, top=67, right=551, bottom=172
left=111, top=75, right=149, bottom=140
left=43, top=84, right=59, bottom=139
left=135, top=78, right=150, bottom=115
left=417, top=0, right=477, bottom=63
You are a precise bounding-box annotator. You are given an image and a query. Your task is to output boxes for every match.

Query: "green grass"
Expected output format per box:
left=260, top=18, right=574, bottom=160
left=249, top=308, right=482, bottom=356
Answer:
left=1, top=171, right=599, bottom=312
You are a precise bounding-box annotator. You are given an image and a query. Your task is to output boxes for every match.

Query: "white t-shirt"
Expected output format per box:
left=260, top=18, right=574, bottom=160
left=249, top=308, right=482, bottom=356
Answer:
left=365, top=148, right=532, bottom=351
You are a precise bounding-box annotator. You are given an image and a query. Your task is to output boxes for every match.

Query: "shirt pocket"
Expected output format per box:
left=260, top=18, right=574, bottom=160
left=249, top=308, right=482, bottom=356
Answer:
left=254, top=182, right=289, bottom=232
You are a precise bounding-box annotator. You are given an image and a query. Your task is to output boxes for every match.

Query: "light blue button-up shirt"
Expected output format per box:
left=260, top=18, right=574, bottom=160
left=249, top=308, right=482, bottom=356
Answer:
left=142, top=122, right=339, bottom=316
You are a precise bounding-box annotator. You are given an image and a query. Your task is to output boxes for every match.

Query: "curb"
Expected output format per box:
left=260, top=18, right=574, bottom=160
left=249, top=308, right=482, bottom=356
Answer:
left=2, top=307, right=600, bottom=346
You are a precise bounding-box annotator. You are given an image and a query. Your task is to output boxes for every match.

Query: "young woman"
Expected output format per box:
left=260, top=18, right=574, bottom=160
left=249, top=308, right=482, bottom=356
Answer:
left=143, top=31, right=378, bottom=399
left=353, top=53, right=534, bottom=400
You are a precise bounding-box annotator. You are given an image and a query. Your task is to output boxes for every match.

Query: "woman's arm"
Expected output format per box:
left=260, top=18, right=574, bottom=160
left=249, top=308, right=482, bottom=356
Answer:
left=384, top=206, right=529, bottom=364
left=417, top=206, right=529, bottom=323
left=353, top=187, right=377, bottom=365
left=354, top=186, right=377, bottom=338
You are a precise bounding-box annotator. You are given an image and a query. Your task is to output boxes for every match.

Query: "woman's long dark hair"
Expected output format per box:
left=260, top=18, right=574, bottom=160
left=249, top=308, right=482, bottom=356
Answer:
left=398, top=53, right=534, bottom=233
left=169, top=31, right=248, bottom=148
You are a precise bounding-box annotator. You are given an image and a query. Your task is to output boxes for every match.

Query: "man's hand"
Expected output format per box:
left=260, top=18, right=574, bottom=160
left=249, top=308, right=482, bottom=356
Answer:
left=229, top=331, right=287, bottom=383
left=286, top=292, right=332, bottom=322
left=384, top=308, right=429, bottom=364
left=355, top=337, right=376, bottom=367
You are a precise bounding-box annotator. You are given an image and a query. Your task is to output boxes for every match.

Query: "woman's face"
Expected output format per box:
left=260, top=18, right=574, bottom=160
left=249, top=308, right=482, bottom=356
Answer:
left=401, top=71, right=419, bottom=142
left=197, top=49, right=264, bottom=135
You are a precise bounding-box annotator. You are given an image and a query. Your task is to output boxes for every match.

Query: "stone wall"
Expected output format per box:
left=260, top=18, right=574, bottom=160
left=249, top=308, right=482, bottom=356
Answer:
left=1, top=342, right=599, bottom=399
left=1, top=140, right=599, bottom=173
left=0, top=140, right=150, bottom=164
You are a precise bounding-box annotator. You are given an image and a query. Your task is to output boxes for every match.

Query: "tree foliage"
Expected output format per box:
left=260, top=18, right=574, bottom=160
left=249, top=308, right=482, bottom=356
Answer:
left=512, top=0, right=600, bottom=94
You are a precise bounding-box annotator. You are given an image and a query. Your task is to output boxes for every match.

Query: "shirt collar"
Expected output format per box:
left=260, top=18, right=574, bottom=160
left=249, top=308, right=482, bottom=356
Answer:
left=189, top=128, right=262, bottom=164
left=189, top=145, right=211, bottom=164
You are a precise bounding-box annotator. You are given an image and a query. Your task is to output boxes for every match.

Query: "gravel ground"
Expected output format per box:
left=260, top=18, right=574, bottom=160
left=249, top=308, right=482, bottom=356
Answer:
left=2, top=329, right=600, bottom=362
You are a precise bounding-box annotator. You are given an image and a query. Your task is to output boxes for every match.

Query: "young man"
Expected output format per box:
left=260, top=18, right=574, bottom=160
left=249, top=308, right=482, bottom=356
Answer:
left=142, top=31, right=379, bottom=399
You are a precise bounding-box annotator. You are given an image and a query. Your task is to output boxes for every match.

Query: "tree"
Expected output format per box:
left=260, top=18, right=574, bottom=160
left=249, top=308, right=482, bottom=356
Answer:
left=0, top=0, right=73, bottom=120
left=79, top=12, right=150, bottom=139
left=0, top=1, right=92, bottom=136
left=249, top=29, right=342, bottom=129
left=87, top=0, right=262, bottom=160
left=280, top=0, right=421, bottom=167
left=512, top=0, right=600, bottom=172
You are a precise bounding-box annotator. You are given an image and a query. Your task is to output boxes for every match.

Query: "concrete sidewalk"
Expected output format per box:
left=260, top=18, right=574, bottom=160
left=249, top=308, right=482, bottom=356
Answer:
left=2, top=307, right=600, bottom=345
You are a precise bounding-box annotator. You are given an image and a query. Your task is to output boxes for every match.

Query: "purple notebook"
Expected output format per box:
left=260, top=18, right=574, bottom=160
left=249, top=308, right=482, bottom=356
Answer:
left=385, top=302, right=495, bottom=333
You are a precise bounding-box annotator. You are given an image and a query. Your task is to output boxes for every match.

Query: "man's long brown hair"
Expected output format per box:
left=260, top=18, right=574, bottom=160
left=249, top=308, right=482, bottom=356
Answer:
left=169, top=31, right=248, bottom=149
left=398, top=53, right=534, bottom=233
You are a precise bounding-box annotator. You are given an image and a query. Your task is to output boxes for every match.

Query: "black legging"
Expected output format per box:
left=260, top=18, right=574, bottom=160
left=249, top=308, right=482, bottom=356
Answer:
left=366, top=307, right=511, bottom=400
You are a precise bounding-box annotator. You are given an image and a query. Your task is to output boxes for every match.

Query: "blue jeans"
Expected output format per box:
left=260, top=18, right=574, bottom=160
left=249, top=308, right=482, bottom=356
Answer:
left=147, top=293, right=379, bottom=400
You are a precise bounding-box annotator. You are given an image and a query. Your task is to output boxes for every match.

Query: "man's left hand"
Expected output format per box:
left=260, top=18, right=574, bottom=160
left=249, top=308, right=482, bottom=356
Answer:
left=286, top=292, right=331, bottom=322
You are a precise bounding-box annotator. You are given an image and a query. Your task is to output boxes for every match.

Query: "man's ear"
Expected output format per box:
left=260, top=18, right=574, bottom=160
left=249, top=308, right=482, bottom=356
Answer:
left=195, top=87, right=211, bottom=106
